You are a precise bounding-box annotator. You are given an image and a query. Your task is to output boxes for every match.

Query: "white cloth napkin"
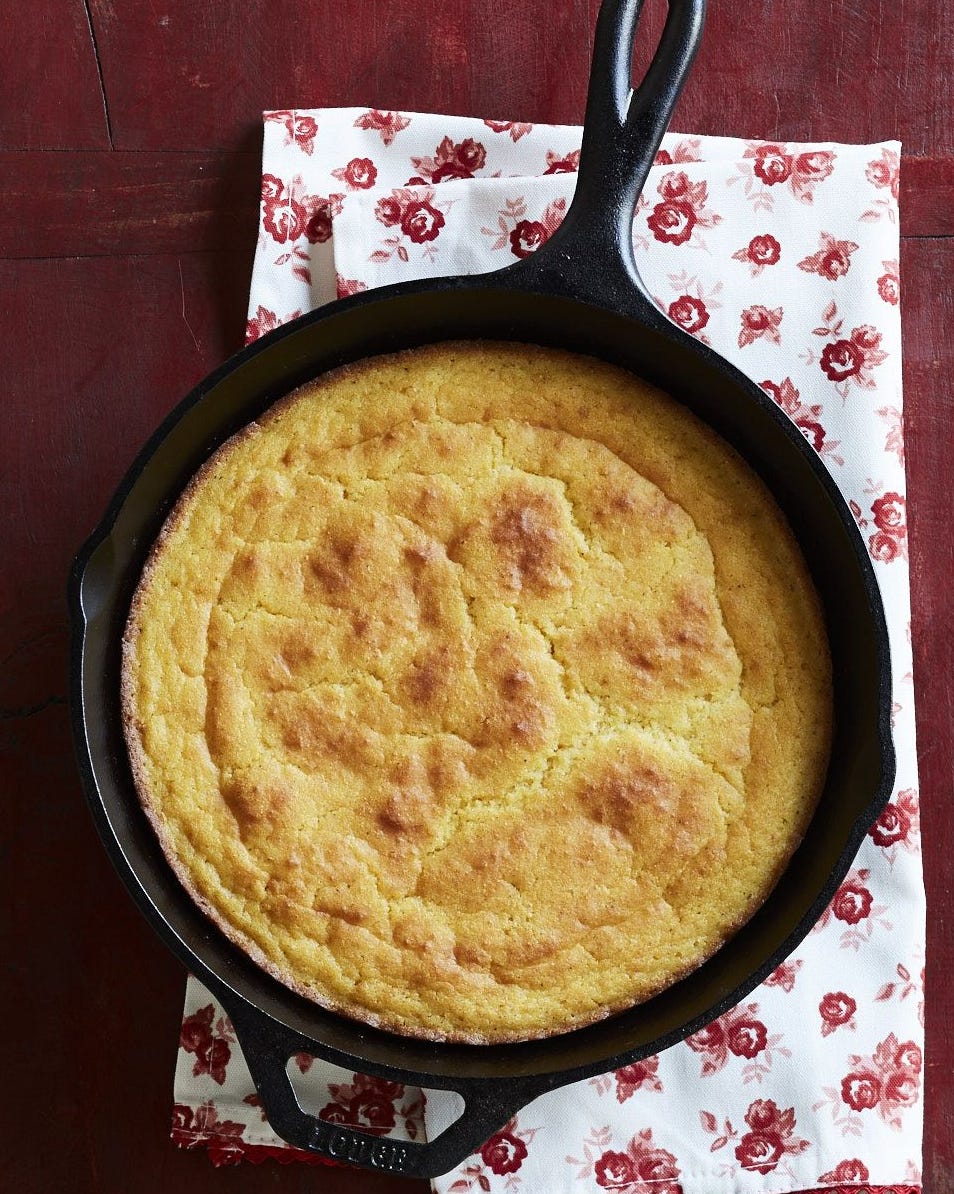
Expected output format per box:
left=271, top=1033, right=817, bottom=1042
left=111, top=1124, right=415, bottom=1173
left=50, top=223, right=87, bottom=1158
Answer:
left=172, top=109, right=923, bottom=1192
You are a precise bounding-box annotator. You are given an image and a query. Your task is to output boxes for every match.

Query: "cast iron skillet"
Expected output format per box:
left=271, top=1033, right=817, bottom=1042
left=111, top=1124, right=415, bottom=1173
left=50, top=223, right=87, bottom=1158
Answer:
left=69, top=0, right=895, bottom=1178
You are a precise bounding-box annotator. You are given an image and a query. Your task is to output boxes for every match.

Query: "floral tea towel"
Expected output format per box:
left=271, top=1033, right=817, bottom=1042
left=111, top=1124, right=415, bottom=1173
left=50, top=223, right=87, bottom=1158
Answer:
left=174, top=109, right=922, bottom=1194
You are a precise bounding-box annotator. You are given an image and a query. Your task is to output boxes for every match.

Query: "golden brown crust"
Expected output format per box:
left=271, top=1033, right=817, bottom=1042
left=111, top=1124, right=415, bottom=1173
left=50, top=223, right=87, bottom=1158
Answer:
left=121, top=342, right=832, bottom=1043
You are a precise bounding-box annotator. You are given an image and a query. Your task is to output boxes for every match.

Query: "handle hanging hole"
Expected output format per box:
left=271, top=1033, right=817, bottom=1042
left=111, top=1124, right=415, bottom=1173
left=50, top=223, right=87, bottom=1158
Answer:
left=628, top=0, right=669, bottom=95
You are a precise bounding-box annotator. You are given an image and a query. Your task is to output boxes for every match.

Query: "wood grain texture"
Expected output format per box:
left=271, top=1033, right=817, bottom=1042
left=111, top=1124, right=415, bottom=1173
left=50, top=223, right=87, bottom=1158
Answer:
left=1, top=0, right=952, bottom=1189
left=85, top=0, right=953, bottom=154
left=902, top=237, right=954, bottom=1194
left=87, top=0, right=601, bottom=151
left=0, top=0, right=110, bottom=149
left=902, top=158, right=954, bottom=238
left=652, top=0, right=954, bottom=155
left=0, top=149, right=261, bottom=259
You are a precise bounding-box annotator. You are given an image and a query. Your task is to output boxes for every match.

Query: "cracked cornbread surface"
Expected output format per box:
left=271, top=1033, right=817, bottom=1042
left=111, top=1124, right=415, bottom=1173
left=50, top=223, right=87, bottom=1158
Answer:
left=121, top=342, right=832, bottom=1042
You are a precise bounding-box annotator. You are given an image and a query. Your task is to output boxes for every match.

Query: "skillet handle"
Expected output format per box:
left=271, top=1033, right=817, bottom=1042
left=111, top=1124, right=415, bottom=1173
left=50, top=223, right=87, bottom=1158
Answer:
left=506, top=0, right=705, bottom=315
left=224, top=999, right=549, bottom=1180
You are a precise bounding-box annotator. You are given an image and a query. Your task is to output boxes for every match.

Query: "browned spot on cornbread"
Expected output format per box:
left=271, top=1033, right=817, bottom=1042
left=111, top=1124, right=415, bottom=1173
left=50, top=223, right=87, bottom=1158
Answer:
left=376, top=755, right=443, bottom=837
left=488, top=486, right=574, bottom=594
left=121, top=342, right=832, bottom=1043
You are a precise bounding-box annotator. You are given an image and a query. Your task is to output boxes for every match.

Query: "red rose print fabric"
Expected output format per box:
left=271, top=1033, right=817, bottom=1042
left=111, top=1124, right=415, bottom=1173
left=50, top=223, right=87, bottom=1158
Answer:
left=173, top=987, right=425, bottom=1167
left=174, top=110, right=922, bottom=1193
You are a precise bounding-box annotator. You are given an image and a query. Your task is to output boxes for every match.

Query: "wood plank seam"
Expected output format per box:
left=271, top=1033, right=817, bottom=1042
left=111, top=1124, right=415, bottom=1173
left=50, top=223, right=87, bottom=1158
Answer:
left=80, top=0, right=113, bottom=148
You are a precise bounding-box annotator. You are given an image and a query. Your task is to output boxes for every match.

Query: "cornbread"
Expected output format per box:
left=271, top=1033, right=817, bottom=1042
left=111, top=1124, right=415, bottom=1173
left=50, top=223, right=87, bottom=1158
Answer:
left=121, top=342, right=832, bottom=1043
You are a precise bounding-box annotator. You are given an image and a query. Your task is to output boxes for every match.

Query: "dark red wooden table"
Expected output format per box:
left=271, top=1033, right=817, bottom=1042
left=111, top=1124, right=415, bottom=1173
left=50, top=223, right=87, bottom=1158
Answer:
left=2, top=2, right=951, bottom=1190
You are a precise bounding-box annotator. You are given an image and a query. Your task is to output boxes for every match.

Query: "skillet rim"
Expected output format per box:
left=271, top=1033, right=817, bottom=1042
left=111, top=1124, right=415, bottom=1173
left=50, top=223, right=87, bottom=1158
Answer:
left=68, top=276, right=896, bottom=1173
left=70, top=274, right=896, bottom=1047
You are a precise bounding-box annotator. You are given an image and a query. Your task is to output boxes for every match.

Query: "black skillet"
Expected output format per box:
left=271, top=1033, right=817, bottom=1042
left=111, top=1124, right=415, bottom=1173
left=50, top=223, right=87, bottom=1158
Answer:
left=69, top=0, right=895, bottom=1178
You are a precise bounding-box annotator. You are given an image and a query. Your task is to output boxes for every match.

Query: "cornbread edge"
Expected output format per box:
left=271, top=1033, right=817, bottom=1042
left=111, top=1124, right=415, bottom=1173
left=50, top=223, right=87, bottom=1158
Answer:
left=120, top=341, right=833, bottom=1044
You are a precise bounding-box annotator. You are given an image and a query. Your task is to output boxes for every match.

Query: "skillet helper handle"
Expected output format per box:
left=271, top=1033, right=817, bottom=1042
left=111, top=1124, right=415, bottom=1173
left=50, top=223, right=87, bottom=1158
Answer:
left=512, top=0, right=705, bottom=313
left=225, top=1000, right=544, bottom=1180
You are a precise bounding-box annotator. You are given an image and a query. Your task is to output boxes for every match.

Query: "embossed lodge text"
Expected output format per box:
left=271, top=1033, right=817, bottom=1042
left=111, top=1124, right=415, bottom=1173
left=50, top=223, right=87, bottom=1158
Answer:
left=309, top=1119, right=409, bottom=1171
